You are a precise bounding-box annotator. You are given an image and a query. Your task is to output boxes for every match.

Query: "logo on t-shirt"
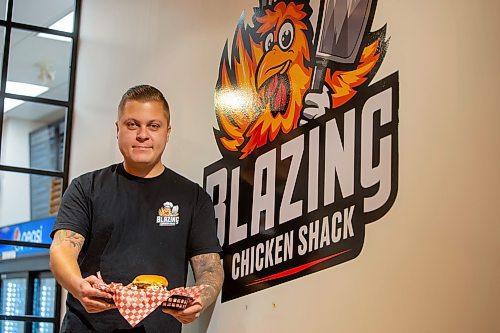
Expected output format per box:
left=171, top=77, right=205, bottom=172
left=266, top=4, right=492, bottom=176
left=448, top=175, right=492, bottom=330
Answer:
left=156, top=201, right=180, bottom=226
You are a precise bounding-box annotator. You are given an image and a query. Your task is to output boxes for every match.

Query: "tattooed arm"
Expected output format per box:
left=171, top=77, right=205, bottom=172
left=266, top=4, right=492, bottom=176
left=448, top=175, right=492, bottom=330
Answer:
left=162, top=253, right=224, bottom=324
left=191, top=253, right=224, bottom=307
left=50, top=229, right=115, bottom=313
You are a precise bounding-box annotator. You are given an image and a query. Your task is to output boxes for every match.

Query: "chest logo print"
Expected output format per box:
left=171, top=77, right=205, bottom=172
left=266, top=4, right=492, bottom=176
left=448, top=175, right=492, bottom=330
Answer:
left=156, top=201, right=180, bottom=226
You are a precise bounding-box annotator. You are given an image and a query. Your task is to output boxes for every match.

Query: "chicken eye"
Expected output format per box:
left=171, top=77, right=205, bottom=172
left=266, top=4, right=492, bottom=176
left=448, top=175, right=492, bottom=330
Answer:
left=264, top=32, right=274, bottom=52
left=278, top=21, right=294, bottom=51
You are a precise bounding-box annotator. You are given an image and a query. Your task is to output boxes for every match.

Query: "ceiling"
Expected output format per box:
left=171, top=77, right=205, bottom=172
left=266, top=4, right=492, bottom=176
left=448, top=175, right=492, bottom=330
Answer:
left=1, top=0, right=74, bottom=122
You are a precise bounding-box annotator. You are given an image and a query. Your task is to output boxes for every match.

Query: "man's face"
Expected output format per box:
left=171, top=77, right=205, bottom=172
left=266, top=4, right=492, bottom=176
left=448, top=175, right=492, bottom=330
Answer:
left=116, top=100, right=171, bottom=171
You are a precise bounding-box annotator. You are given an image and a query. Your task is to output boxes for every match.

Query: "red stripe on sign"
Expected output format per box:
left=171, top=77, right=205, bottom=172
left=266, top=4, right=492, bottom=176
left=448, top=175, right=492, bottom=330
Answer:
left=245, top=249, right=352, bottom=286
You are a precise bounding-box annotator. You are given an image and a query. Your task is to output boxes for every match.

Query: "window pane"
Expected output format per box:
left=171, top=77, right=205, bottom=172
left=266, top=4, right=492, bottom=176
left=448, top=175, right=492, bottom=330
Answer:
left=0, top=277, right=27, bottom=315
left=0, top=0, right=6, bottom=21
left=0, top=320, right=26, bottom=333
left=33, top=276, right=55, bottom=317
left=7, top=28, right=72, bottom=101
left=0, top=171, right=62, bottom=227
left=0, top=26, right=5, bottom=75
left=12, top=0, right=75, bottom=31
left=1, top=99, right=66, bottom=171
left=0, top=277, right=27, bottom=333
left=32, top=322, right=54, bottom=333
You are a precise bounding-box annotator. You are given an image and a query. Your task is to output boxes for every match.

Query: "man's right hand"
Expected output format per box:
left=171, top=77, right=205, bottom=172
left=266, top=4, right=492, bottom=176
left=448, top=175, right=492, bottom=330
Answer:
left=73, top=275, right=116, bottom=313
left=50, top=230, right=115, bottom=313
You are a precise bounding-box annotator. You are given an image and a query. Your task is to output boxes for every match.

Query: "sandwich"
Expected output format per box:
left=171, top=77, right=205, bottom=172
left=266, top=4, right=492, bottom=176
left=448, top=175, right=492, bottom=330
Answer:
left=129, top=275, right=193, bottom=309
left=130, top=275, right=168, bottom=290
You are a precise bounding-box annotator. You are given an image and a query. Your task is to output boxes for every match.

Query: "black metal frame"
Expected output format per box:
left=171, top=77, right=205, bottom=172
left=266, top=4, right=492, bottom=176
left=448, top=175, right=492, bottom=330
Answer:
left=0, top=0, right=82, bottom=332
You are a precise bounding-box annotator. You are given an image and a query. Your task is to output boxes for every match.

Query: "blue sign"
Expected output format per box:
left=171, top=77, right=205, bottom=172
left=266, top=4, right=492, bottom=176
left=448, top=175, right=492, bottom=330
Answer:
left=0, top=216, right=55, bottom=258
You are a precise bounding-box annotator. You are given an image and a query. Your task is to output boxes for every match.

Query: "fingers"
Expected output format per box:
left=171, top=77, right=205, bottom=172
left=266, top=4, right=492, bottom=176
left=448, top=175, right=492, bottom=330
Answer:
left=162, top=302, right=203, bottom=324
left=76, top=273, right=116, bottom=313
left=78, top=276, right=114, bottom=301
left=81, top=297, right=116, bottom=313
left=83, top=275, right=113, bottom=299
left=78, top=280, right=115, bottom=313
left=84, top=274, right=102, bottom=285
left=301, top=106, right=326, bottom=127
left=161, top=309, right=200, bottom=325
left=179, top=301, right=202, bottom=315
left=302, top=106, right=324, bottom=120
left=85, top=285, right=113, bottom=299
left=301, top=86, right=331, bottom=126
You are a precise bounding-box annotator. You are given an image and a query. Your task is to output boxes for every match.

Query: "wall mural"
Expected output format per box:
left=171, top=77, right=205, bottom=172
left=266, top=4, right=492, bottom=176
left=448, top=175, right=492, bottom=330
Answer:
left=204, top=0, right=399, bottom=302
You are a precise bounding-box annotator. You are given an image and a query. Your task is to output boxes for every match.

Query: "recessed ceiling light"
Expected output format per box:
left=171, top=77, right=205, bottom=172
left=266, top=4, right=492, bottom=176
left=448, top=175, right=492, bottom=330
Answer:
left=4, top=81, right=49, bottom=112
left=49, top=12, right=74, bottom=32
left=4, top=98, right=23, bottom=111
left=37, top=11, right=74, bottom=42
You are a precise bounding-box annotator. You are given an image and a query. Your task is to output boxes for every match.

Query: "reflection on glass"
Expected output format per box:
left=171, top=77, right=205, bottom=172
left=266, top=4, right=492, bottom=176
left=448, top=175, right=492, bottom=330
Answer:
left=12, top=0, right=75, bottom=30
left=32, top=322, right=54, bottom=333
left=0, top=99, right=66, bottom=171
left=0, top=171, right=63, bottom=227
left=0, top=243, right=51, bottom=260
left=8, top=28, right=72, bottom=101
left=0, top=277, right=27, bottom=333
left=0, top=27, right=4, bottom=75
left=5, top=81, right=49, bottom=112
left=0, top=0, right=6, bottom=21
left=32, top=276, right=56, bottom=332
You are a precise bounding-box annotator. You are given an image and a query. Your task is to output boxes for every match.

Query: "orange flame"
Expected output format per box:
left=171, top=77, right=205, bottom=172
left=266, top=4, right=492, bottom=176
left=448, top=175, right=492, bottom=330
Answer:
left=215, top=20, right=262, bottom=153
left=215, top=2, right=385, bottom=159
left=215, top=2, right=313, bottom=159
left=325, top=39, right=381, bottom=108
left=158, top=207, right=171, bottom=217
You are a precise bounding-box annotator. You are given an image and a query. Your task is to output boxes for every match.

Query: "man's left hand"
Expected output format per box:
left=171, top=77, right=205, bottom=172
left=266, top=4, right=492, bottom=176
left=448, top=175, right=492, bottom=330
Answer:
left=161, top=297, right=203, bottom=324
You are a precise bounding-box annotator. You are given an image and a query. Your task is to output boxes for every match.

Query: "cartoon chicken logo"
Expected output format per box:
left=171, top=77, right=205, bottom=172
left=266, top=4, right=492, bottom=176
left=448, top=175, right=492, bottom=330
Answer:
left=158, top=202, right=179, bottom=217
left=214, top=0, right=386, bottom=159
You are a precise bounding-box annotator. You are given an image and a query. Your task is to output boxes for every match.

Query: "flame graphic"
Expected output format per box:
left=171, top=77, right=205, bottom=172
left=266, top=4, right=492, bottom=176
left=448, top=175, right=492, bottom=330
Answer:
left=326, top=39, right=382, bottom=108
left=158, top=207, right=171, bottom=217
left=215, top=0, right=386, bottom=159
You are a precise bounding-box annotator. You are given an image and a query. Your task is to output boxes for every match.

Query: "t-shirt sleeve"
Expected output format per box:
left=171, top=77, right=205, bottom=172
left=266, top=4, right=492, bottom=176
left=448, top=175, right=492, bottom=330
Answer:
left=187, top=186, right=223, bottom=258
left=50, top=177, right=91, bottom=239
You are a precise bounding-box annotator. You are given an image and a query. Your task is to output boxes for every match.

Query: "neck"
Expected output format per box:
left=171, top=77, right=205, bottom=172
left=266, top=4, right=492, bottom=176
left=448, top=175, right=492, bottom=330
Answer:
left=122, top=161, right=165, bottom=178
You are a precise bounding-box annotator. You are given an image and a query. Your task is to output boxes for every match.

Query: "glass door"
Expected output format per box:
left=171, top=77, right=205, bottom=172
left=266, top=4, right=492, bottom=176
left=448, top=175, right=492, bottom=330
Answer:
left=0, top=271, right=58, bottom=333
left=0, top=273, right=28, bottom=333
left=32, top=272, right=56, bottom=333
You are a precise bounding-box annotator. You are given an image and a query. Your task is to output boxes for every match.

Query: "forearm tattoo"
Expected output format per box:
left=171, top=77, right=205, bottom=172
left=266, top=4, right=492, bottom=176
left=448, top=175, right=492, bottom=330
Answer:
left=53, top=229, right=85, bottom=253
left=191, top=253, right=224, bottom=308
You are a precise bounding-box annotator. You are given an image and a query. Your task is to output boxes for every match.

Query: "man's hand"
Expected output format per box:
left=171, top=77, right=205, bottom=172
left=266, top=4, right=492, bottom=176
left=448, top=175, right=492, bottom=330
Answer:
left=190, top=253, right=224, bottom=310
left=73, top=274, right=116, bottom=313
left=50, top=230, right=115, bottom=313
left=161, top=297, right=203, bottom=324
left=162, top=253, right=223, bottom=324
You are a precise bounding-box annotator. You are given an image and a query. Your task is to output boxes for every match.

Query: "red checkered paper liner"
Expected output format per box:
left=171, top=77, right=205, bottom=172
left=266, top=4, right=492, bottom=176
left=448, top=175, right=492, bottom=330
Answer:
left=95, top=282, right=206, bottom=327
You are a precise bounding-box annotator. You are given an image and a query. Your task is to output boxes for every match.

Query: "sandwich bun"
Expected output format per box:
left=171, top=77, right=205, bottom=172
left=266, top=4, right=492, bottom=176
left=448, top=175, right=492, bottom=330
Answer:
left=130, top=275, right=168, bottom=289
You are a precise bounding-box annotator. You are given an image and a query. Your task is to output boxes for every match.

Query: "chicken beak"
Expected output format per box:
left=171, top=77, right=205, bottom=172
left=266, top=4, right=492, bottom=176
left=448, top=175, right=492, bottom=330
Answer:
left=256, top=49, right=292, bottom=90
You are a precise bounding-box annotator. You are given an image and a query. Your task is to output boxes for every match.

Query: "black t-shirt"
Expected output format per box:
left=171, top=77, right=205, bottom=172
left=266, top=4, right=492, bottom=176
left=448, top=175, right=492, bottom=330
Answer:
left=51, top=163, right=222, bottom=333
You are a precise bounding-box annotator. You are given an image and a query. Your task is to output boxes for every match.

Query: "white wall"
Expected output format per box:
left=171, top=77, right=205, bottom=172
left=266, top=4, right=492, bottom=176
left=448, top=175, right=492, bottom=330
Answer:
left=71, top=0, right=500, bottom=332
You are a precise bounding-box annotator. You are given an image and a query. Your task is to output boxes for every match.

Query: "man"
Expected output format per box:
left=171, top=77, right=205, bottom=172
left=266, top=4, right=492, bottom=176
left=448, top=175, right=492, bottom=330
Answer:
left=50, top=85, right=224, bottom=332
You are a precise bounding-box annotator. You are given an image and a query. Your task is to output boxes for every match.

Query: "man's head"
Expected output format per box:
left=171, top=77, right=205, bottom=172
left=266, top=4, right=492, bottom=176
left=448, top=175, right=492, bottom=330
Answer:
left=118, top=85, right=170, bottom=124
left=116, top=85, right=172, bottom=177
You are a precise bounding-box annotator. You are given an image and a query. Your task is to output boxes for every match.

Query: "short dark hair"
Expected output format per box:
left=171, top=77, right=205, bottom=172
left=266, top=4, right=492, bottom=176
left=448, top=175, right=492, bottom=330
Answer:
left=118, top=85, right=170, bottom=124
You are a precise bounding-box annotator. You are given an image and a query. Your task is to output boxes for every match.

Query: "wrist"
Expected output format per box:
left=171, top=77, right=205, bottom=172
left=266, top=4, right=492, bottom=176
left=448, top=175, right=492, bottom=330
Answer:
left=68, top=277, right=87, bottom=300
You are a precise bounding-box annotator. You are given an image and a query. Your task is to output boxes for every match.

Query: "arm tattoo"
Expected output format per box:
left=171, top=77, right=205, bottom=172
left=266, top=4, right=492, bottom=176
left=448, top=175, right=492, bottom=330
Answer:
left=191, top=253, right=224, bottom=308
left=53, top=229, right=85, bottom=253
